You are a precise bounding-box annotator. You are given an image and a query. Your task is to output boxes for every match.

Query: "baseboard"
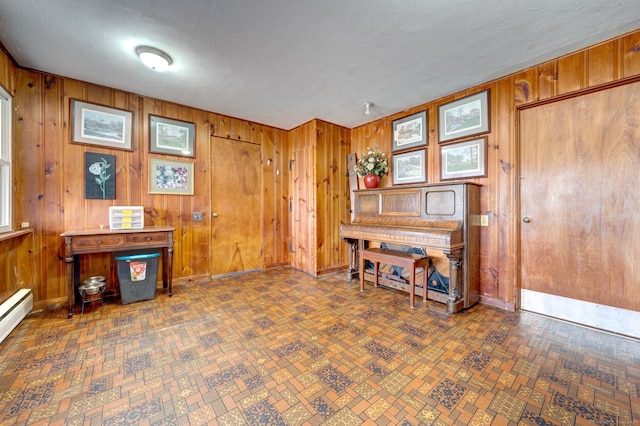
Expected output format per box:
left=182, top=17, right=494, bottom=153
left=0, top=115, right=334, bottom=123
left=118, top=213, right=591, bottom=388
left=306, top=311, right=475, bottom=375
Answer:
left=0, top=289, right=33, bottom=343
left=316, top=265, right=348, bottom=276
left=172, top=274, right=210, bottom=285
left=262, top=261, right=290, bottom=269
left=33, top=296, right=67, bottom=312
left=479, top=295, right=516, bottom=312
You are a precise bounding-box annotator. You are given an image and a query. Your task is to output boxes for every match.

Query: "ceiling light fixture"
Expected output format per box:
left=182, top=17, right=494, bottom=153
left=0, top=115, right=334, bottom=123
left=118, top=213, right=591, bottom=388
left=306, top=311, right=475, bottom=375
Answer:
left=363, top=102, right=373, bottom=116
left=135, top=46, right=173, bottom=71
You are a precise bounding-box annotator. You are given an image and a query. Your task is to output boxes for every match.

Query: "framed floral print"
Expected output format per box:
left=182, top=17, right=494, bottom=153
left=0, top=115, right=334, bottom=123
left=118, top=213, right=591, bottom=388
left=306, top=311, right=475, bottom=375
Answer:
left=84, top=152, right=115, bottom=199
left=149, top=158, right=194, bottom=195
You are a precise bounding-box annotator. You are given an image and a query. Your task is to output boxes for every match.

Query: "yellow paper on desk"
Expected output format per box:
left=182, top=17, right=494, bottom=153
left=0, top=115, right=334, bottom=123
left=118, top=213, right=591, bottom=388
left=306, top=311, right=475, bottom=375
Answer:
left=130, top=261, right=147, bottom=281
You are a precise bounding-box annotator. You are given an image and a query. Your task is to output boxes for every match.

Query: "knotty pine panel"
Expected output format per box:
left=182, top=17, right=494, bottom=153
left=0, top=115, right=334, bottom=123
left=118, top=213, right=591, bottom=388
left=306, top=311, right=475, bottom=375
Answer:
left=314, top=120, right=350, bottom=274
left=557, top=51, right=587, bottom=94
left=0, top=45, right=16, bottom=94
left=261, top=125, right=290, bottom=269
left=41, top=75, right=68, bottom=301
left=13, top=71, right=66, bottom=305
left=0, top=235, right=34, bottom=303
left=588, top=41, right=618, bottom=86
left=288, top=121, right=316, bottom=274
left=622, top=31, right=640, bottom=77
left=489, top=77, right=516, bottom=307
left=536, top=62, right=559, bottom=101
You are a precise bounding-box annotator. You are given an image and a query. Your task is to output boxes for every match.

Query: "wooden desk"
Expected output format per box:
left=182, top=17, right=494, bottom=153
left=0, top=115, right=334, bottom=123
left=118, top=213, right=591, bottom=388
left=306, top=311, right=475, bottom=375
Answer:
left=61, top=226, right=175, bottom=318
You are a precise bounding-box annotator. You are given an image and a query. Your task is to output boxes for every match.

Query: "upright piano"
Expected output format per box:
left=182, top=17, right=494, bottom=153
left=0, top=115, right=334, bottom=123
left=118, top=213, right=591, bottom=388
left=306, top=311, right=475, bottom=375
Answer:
left=340, top=182, right=481, bottom=313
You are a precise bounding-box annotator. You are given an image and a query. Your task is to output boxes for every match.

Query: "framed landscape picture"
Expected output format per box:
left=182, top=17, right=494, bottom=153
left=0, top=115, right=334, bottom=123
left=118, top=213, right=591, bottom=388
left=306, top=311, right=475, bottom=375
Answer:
left=392, top=149, right=426, bottom=185
left=149, top=158, right=194, bottom=195
left=71, top=99, right=133, bottom=150
left=438, top=90, right=490, bottom=143
left=440, top=137, right=487, bottom=180
left=392, top=111, right=427, bottom=152
left=149, top=115, right=196, bottom=158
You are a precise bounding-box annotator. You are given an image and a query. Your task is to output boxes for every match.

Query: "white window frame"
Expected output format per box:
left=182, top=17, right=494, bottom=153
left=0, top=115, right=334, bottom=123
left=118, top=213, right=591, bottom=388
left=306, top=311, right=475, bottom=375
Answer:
left=0, top=84, right=12, bottom=233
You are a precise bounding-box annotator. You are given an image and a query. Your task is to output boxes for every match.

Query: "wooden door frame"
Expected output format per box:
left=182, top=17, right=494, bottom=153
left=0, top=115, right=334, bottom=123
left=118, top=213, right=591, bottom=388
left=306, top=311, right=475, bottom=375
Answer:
left=513, top=74, right=640, bottom=311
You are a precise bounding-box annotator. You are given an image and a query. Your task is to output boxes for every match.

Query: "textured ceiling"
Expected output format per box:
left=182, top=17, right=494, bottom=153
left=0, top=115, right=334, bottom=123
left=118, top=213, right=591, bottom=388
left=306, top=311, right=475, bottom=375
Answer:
left=0, top=0, right=639, bottom=130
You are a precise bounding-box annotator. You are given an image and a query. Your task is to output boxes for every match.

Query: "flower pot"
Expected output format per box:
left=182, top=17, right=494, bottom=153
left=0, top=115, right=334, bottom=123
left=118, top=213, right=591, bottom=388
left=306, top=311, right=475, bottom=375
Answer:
left=363, top=174, right=380, bottom=189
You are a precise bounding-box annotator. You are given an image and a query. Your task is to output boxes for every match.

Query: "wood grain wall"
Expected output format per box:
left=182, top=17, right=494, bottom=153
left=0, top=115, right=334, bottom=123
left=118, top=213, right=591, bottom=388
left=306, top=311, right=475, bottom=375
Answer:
left=2, top=29, right=640, bottom=312
left=350, top=30, right=640, bottom=310
left=0, top=50, right=289, bottom=309
left=288, top=119, right=351, bottom=275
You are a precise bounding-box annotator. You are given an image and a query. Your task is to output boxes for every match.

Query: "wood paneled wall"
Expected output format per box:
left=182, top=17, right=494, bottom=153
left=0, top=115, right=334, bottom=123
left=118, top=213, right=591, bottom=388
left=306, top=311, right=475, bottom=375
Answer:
left=288, top=119, right=351, bottom=275
left=2, top=29, right=640, bottom=311
left=1, top=51, right=290, bottom=309
left=315, top=120, right=351, bottom=274
left=0, top=45, right=26, bottom=305
left=351, top=30, right=640, bottom=310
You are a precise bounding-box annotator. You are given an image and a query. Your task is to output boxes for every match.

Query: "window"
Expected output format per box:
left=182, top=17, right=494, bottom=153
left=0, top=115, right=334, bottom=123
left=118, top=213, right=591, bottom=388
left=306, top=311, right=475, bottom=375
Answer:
left=0, top=84, right=12, bottom=233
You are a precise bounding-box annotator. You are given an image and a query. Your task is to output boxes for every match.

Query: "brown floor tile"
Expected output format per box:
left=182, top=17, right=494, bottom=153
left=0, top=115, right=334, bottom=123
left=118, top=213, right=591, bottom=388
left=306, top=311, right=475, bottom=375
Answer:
left=1, top=268, right=639, bottom=425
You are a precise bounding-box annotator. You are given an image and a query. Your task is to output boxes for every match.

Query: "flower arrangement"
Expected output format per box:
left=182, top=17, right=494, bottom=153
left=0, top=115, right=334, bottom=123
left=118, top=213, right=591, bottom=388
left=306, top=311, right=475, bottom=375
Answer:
left=354, top=147, right=389, bottom=177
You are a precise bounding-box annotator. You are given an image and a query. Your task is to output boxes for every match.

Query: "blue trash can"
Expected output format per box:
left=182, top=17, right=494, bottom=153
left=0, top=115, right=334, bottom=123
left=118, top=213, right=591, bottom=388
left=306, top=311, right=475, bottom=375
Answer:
left=114, top=251, right=160, bottom=304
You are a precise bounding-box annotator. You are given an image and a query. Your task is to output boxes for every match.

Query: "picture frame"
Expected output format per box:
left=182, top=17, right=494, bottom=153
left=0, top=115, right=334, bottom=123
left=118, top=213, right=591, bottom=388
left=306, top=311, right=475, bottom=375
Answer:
left=84, top=152, right=116, bottom=199
left=392, top=149, right=426, bottom=185
left=438, top=89, right=490, bottom=143
left=71, top=99, right=133, bottom=150
left=392, top=111, right=427, bottom=152
left=149, top=158, right=194, bottom=195
left=440, top=137, right=487, bottom=180
left=149, top=115, right=196, bottom=158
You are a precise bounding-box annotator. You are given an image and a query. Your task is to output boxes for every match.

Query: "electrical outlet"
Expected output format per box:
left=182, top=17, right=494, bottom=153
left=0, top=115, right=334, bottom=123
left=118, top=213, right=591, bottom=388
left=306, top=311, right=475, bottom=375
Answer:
left=20, top=221, right=30, bottom=228
left=192, top=212, right=203, bottom=222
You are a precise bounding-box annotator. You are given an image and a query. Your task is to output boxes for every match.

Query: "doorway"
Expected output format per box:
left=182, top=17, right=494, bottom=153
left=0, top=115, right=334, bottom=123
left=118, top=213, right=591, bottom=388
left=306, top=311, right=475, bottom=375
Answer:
left=518, top=80, right=640, bottom=337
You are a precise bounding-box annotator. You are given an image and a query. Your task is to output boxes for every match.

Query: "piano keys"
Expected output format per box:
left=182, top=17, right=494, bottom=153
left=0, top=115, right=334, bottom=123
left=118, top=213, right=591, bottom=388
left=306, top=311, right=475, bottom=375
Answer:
left=340, top=182, right=481, bottom=313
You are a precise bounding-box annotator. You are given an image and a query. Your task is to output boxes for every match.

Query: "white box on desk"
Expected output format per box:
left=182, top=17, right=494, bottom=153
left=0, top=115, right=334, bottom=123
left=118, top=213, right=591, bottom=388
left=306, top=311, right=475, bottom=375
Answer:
left=109, top=206, right=144, bottom=230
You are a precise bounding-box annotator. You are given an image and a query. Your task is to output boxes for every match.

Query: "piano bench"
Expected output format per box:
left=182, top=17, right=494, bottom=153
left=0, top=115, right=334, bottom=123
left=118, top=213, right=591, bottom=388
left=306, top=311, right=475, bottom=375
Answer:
left=359, top=248, right=429, bottom=308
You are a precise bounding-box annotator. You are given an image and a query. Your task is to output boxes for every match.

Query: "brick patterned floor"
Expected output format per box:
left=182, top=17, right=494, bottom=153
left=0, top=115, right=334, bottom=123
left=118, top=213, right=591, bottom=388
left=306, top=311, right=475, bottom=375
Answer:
left=0, top=268, right=639, bottom=425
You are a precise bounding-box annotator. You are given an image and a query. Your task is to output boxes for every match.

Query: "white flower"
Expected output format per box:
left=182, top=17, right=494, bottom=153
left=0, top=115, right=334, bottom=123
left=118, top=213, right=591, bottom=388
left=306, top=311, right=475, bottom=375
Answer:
left=89, top=163, right=103, bottom=175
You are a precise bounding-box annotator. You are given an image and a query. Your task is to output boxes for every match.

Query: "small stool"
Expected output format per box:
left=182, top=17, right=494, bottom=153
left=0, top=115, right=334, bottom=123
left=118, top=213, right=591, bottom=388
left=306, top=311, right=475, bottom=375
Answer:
left=79, top=276, right=107, bottom=314
left=360, top=248, right=429, bottom=308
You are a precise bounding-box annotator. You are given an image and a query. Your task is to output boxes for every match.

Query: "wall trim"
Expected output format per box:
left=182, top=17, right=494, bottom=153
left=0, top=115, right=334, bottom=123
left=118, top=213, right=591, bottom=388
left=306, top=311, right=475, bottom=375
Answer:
left=479, top=295, right=515, bottom=312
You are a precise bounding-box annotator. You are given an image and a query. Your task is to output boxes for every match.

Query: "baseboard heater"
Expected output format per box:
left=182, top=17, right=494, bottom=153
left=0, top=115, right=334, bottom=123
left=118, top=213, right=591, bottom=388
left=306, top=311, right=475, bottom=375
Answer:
left=0, top=289, right=33, bottom=344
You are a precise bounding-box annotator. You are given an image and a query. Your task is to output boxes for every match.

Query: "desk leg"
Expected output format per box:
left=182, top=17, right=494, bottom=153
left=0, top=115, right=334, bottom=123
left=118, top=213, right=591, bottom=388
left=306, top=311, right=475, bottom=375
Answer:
left=167, top=245, right=173, bottom=297
left=64, top=236, right=74, bottom=318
